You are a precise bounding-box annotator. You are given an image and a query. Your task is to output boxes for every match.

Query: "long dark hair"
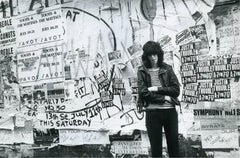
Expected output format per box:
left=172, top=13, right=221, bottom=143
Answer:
left=142, top=41, right=164, bottom=68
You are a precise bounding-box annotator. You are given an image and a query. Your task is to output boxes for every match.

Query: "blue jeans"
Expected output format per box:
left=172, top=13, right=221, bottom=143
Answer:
left=146, top=108, right=179, bottom=157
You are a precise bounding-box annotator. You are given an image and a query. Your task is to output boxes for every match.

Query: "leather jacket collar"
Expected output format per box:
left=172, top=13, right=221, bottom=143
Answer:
left=138, top=62, right=168, bottom=74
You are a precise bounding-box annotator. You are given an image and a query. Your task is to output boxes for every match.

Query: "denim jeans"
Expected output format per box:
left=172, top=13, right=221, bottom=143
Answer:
left=146, top=108, right=179, bottom=157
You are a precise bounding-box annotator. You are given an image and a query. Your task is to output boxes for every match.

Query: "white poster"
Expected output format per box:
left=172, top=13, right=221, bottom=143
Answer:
left=201, top=129, right=239, bottom=149
left=15, top=5, right=64, bottom=50
left=111, top=141, right=149, bottom=155
left=16, top=45, right=64, bottom=85
left=0, top=116, right=14, bottom=130
left=217, top=24, right=240, bottom=55
left=0, top=17, right=16, bottom=60
left=59, top=129, right=110, bottom=145
left=0, top=121, right=33, bottom=144
left=14, top=5, right=65, bottom=85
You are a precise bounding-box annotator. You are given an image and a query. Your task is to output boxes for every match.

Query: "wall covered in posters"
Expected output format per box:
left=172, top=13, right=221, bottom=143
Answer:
left=0, top=0, right=240, bottom=157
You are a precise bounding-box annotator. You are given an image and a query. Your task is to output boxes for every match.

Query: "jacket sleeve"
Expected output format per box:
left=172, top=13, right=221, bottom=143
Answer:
left=137, top=70, right=165, bottom=102
left=157, top=67, right=180, bottom=98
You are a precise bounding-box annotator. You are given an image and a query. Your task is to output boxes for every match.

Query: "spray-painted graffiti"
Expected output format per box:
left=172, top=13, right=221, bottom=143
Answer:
left=31, top=74, right=144, bottom=130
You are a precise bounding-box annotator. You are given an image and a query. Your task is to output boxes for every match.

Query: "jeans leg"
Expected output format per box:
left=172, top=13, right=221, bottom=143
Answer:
left=164, top=109, right=179, bottom=157
left=146, top=111, right=163, bottom=157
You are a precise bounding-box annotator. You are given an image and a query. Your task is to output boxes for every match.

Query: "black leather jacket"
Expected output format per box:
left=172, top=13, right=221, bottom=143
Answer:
left=137, top=63, right=180, bottom=106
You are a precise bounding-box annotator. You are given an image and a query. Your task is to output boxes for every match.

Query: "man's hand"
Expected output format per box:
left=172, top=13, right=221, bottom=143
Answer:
left=165, top=96, right=171, bottom=102
left=148, top=86, right=158, bottom=92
